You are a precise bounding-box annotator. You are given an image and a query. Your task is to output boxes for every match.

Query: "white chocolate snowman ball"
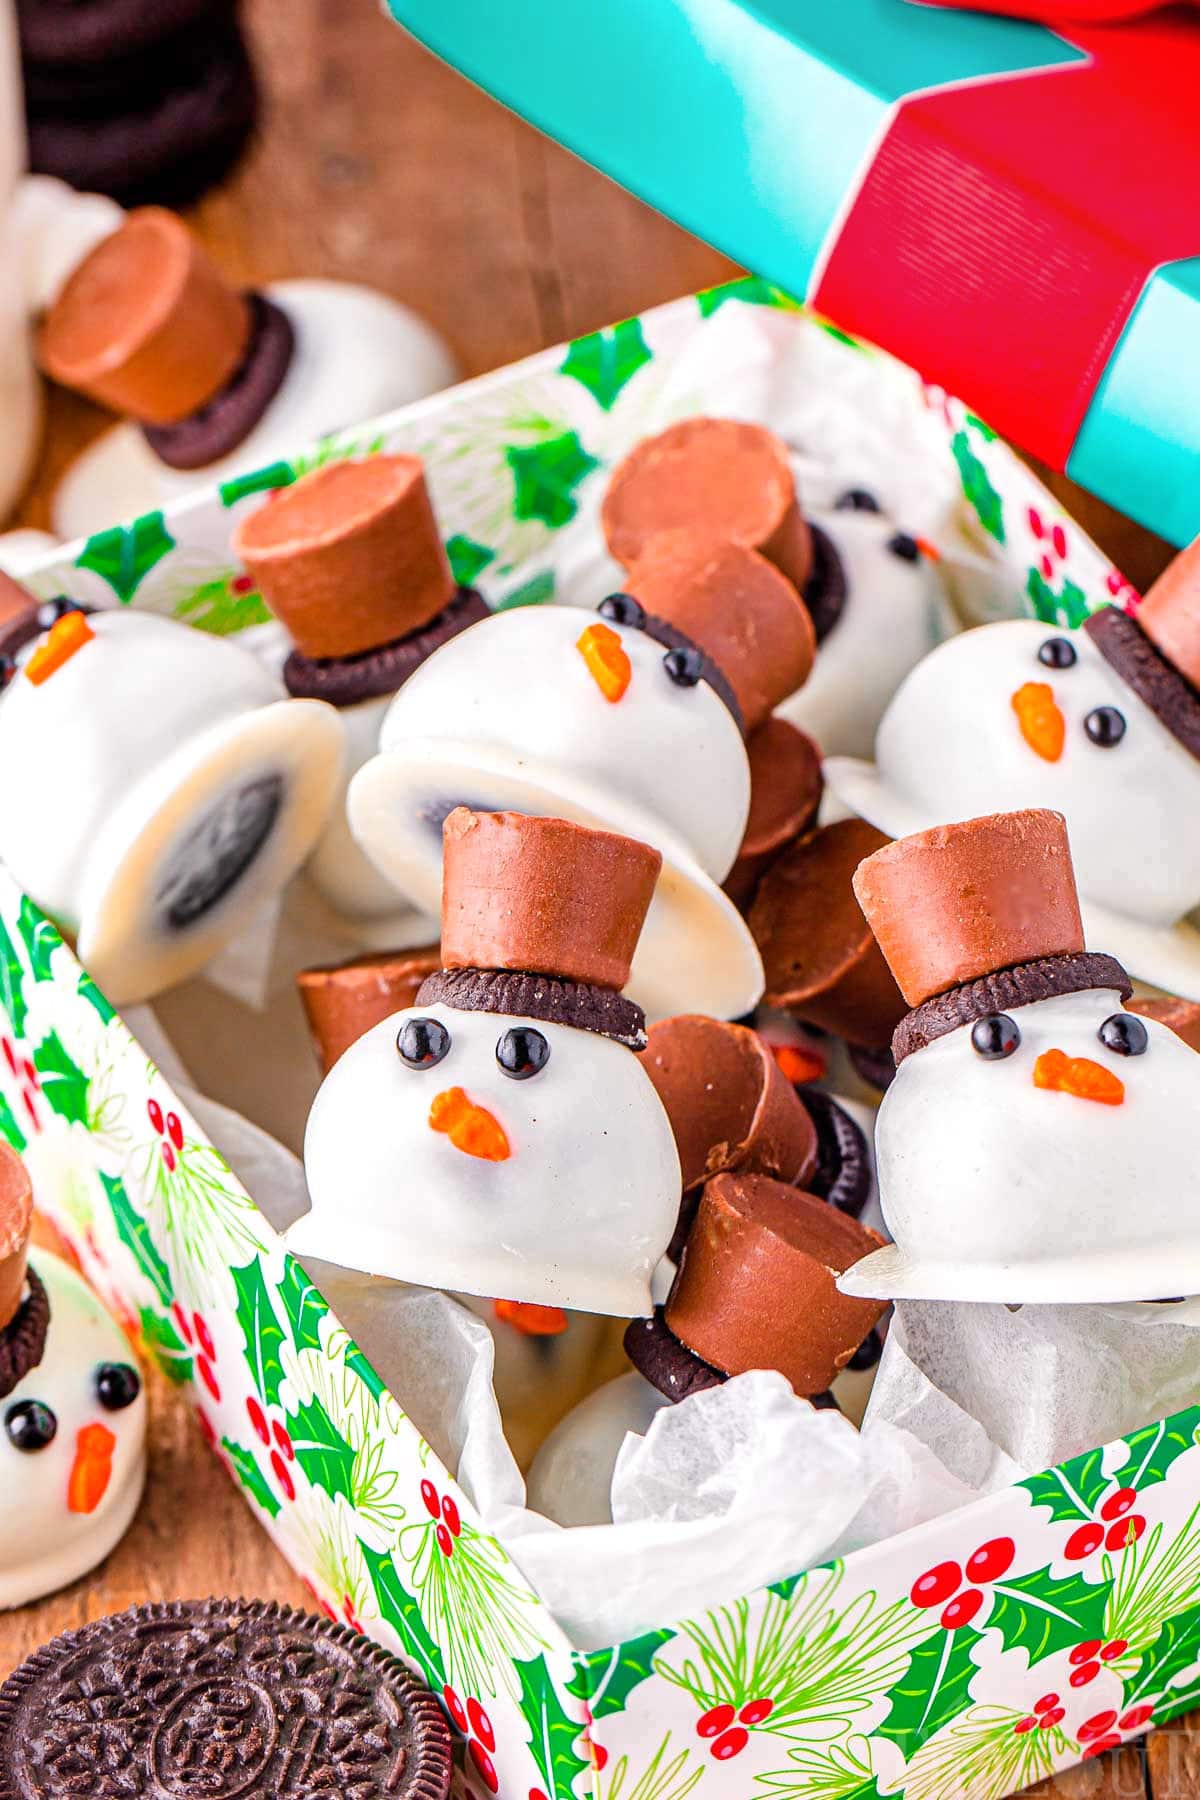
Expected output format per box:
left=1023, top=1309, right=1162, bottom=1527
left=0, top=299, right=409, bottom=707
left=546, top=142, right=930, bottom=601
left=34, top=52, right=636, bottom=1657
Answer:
left=1, top=1251, right=147, bottom=1607
left=776, top=504, right=949, bottom=760
left=526, top=1369, right=666, bottom=1527
left=826, top=618, right=1200, bottom=996
left=292, top=1002, right=682, bottom=1318
left=347, top=606, right=762, bottom=1020
left=840, top=989, right=1200, bottom=1305
left=0, top=608, right=343, bottom=1005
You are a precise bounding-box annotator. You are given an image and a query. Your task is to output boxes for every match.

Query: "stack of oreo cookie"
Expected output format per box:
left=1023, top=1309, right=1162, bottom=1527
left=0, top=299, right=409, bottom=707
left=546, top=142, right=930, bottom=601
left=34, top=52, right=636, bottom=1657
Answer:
left=19, top=0, right=259, bottom=207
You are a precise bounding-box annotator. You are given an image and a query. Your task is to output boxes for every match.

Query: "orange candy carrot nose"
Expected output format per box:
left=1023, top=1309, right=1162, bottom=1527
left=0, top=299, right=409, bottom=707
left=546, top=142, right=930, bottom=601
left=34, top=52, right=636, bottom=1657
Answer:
left=67, top=1421, right=116, bottom=1514
left=1011, top=681, right=1065, bottom=762
left=771, top=1042, right=827, bottom=1086
left=25, top=610, right=95, bottom=687
left=1033, top=1048, right=1125, bottom=1106
left=429, top=1087, right=511, bottom=1161
left=494, top=1298, right=568, bottom=1336
left=576, top=621, right=632, bottom=702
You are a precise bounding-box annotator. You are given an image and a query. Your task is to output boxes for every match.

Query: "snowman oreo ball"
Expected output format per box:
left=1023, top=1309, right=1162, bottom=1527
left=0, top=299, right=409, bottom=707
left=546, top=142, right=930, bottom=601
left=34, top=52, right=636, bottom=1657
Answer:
left=291, top=810, right=682, bottom=1316
left=601, top=418, right=946, bottom=760
left=0, top=1144, right=146, bottom=1606
left=235, top=455, right=488, bottom=945
left=838, top=808, right=1200, bottom=1304
left=0, top=591, right=342, bottom=1005
left=826, top=545, right=1200, bottom=999
left=348, top=534, right=817, bottom=1020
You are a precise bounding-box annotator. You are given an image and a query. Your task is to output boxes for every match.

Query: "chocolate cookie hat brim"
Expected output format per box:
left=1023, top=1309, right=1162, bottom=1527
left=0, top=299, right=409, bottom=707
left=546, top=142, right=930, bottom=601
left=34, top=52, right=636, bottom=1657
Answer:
left=1083, top=604, right=1200, bottom=761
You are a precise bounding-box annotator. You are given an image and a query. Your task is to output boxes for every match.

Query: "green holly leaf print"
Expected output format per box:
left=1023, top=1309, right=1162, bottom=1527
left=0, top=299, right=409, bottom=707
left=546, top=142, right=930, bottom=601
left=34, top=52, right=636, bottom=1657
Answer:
left=950, top=429, right=1005, bottom=544
left=496, top=569, right=554, bottom=611
left=76, top=969, right=116, bottom=1025
left=445, top=534, right=496, bottom=588
left=697, top=276, right=801, bottom=316
left=345, top=1341, right=388, bottom=1406
left=506, top=432, right=600, bottom=529
left=965, top=411, right=999, bottom=443
left=231, top=1256, right=287, bottom=1409
left=218, top=461, right=295, bottom=506
left=76, top=512, right=175, bottom=603
left=33, top=1031, right=89, bottom=1126
left=987, top=1566, right=1111, bottom=1665
left=876, top=1626, right=984, bottom=1760
left=516, top=1653, right=589, bottom=1797
left=1058, top=577, right=1091, bottom=629
left=139, top=1304, right=194, bottom=1385
left=568, top=1626, right=676, bottom=1724
left=284, top=1392, right=356, bottom=1501
left=0, top=916, right=28, bottom=1040
left=1026, top=567, right=1058, bottom=624
left=172, top=573, right=272, bottom=636
left=17, top=898, right=61, bottom=982
left=361, top=1542, right=446, bottom=1691
left=1022, top=1445, right=1112, bottom=1523
left=278, top=1258, right=327, bottom=1357
left=104, top=1171, right=172, bottom=1308
left=0, top=1094, right=26, bottom=1153
left=1113, top=1413, right=1200, bottom=1497
left=560, top=318, right=652, bottom=411
left=1121, top=1600, right=1200, bottom=1712
left=222, top=1436, right=282, bottom=1520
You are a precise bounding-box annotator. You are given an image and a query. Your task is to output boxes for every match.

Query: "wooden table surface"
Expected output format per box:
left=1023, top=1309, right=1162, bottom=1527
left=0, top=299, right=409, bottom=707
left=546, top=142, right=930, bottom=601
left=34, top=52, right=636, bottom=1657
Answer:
left=0, top=3, right=1191, bottom=1794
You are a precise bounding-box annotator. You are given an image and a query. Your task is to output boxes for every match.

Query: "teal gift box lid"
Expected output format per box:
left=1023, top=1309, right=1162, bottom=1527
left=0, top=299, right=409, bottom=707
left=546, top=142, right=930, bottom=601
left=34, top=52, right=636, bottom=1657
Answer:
left=386, top=0, right=1200, bottom=549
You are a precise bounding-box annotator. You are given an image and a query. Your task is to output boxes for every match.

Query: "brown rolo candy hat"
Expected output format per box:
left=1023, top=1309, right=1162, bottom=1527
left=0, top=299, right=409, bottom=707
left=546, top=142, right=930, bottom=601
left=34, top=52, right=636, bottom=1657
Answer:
left=37, top=208, right=252, bottom=426
left=297, top=945, right=442, bottom=1074
left=0, top=1144, right=33, bottom=1334
left=602, top=417, right=813, bottom=591
left=440, top=809, right=662, bottom=991
left=1128, top=995, right=1200, bottom=1053
left=1134, top=537, right=1200, bottom=691
left=233, top=455, right=457, bottom=662
left=853, top=808, right=1085, bottom=1008
left=622, top=533, right=816, bottom=735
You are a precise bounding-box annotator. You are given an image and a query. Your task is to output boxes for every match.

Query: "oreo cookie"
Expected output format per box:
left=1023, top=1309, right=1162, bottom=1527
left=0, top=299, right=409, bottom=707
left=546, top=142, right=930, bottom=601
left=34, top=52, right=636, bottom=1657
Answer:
left=143, top=293, right=295, bottom=472
left=801, top=523, right=847, bottom=644
left=624, top=1308, right=726, bottom=1403
left=284, top=588, right=490, bottom=706
left=153, top=772, right=284, bottom=932
left=22, top=6, right=239, bottom=111
left=1084, top=605, right=1200, bottom=762
left=418, top=967, right=647, bottom=1049
left=797, top=1089, right=872, bottom=1218
left=893, top=951, right=1131, bottom=1064
left=0, top=1268, right=48, bottom=1404
left=17, top=0, right=216, bottom=66
left=847, top=1042, right=896, bottom=1093
left=0, top=1597, right=453, bottom=1800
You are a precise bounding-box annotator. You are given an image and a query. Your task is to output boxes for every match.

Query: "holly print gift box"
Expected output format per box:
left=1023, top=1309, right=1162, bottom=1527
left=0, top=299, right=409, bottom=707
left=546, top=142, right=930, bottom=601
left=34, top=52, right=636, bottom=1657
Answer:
left=0, top=285, right=1190, bottom=1800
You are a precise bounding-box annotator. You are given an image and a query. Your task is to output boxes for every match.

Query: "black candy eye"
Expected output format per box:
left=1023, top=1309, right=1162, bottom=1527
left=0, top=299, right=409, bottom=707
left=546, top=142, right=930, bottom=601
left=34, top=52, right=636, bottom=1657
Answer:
left=662, top=645, right=703, bottom=688
left=834, top=488, right=881, bottom=513
left=95, top=1362, right=141, bottom=1411
left=887, top=531, right=920, bottom=562
left=397, top=1017, right=451, bottom=1070
left=971, top=1014, right=1021, bottom=1060
left=36, top=597, right=87, bottom=631
left=496, top=1027, right=550, bottom=1080
left=1085, top=705, right=1126, bottom=747
left=1098, top=1013, right=1149, bottom=1057
left=1038, top=636, right=1077, bottom=670
left=5, top=1399, right=57, bottom=1451
left=599, top=593, right=646, bottom=630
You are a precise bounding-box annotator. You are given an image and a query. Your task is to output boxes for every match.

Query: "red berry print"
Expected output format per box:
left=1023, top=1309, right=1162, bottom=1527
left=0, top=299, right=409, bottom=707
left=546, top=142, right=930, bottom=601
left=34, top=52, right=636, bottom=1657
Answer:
left=1028, top=507, right=1045, bottom=539
left=965, top=1537, right=1015, bottom=1585
left=1083, top=1735, right=1123, bottom=1760
left=911, top=1561, right=961, bottom=1608
left=1070, top=1661, right=1101, bottom=1688
left=468, top=1700, right=495, bottom=1754
left=1107, top=570, right=1123, bottom=594
left=589, top=1743, right=608, bottom=1772
left=1, top=1039, right=16, bottom=1076
left=172, top=1302, right=193, bottom=1345
left=161, top=1141, right=176, bottom=1172
left=1051, top=524, right=1068, bottom=560
left=739, top=1697, right=774, bottom=1725
left=940, top=1589, right=984, bottom=1631
left=193, top=1313, right=215, bottom=1361
left=1101, top=1487, right=1137, bottom=1522
left=1034, top=1693, right=1060, bottom=1714
left=442, top=1686, right=468, bottom=1733
left=272, top=1421, right=294, bottom=1461
left=529, top=1790, right=549, bottom=1800
left=342, top=1595, right=364, bottom=1633
left=442, top=1494, right=461, bottom=1537
left=1013, top=1717, right=1037, bottom=1735
left=1078, top=1710, right=1118, bottom=1743
left=166, top=1111, right=184, bottom=1149
left=468, top=1742, right=498, bottom=1793
left=1040, top=1707, right=1065, bottom=1729
left=195, top=1406, right=217, bottom=1449
left=197, top=1356, right=220, bottom=1402
left=1040, top=553, right=1054, bottom=581
left=421, top=1479, right=440, bottom=1519
left=1120, top=1705, right=1154, bottom=1731
left=232, top=573, right=256, bottom=596
left=435, top=1523, right=453, bottom=1558
left=246, top=1397, right=269, bottom=1445
left=1106, top=1514, right=1146, bottom=1551
left=270, top=1449, right=295, bottom=1502
left=147, top=1098, right=163, bottom=1134
left=711, top=1728, right=748, bottom=1761
left=1070, top=1640, right=1102, bottom=1666
left=1065, top=1523, right=1105, bottom=1560
left=1100, top=1638, right=1128, bottom=1662
left=697, top=1705, right=735, bottom=1739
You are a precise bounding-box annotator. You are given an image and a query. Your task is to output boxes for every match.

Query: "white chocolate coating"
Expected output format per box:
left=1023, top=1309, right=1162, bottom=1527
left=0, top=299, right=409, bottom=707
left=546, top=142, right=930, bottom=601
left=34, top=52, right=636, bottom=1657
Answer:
left=839, top=989, right=1200, bottom=1304
left=0, top=1251, right=147, bottom=1608
left=293, top=1002, right=682, bottom=1317
left=0, top=611, right=343, bottom=1004
left=525, top=1370, right=667, bottom=1527
left=775, top=508, right=948, bottom=759
left=51, top=281, right=459, bottom=539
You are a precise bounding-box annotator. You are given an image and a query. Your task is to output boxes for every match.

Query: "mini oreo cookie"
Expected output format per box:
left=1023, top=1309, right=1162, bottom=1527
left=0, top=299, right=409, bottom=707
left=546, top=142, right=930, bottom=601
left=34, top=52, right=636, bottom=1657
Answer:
left=1084, top=605, right=1200, bottom=761
left=893, top=951, right=1131, bottom=1064
left=848, top=1042, right=897, bottom=1093
left=624, top=1308, right=726, bottom=1403
left=0, top=1268, right=49, bottom=1404
left=143, top=292, right=294, bottom=471
left=284, top=587, right=490, bottom=706
left=797, top=1089, right=871, bottom=1218
left=802, top=524, right=847, bottom=644
left=0, top=1596, right=453, bottom=1800
left=418, top=966, right=647, bottom=1049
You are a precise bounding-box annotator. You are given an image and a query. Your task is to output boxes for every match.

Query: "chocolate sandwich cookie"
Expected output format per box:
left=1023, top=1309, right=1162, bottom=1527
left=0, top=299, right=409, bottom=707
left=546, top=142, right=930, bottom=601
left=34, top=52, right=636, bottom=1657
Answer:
left=624, top=1307, right=726, bottom=1402
left=797, top=1087, right=872, bottom=1217
left=725, top=715, right=823, bottom=909
left=1084, top=604, right=1200, bottom=761
left=419, top=967, right=646, bottom=1050
left=299, top=944, right=443, bottom=1073
left=284, top=587, right=490, bottom=706
left=21, top=5, right=239, bottom=111
left=892, top=952, right=1132, bottom=1064
left=847, top=1042, right=896, bottom=1093
left=749, top=819, right=907, bottom=1047
left=801, top=523, right=848, bottom=644
left=17, top=0, right=216, bottom=66
left=0, top=1597, right=453, bottom=1800
left=142, top=291, right=295, bottom=471
left=1128, top=995, right=1200, bottom=1052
